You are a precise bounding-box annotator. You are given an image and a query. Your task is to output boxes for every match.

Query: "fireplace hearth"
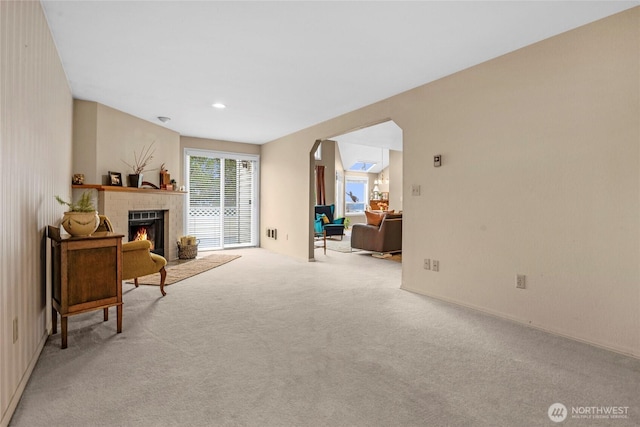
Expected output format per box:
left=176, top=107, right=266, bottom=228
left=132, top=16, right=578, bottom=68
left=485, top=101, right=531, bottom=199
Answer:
left=128, top=210, right=165, bottom=257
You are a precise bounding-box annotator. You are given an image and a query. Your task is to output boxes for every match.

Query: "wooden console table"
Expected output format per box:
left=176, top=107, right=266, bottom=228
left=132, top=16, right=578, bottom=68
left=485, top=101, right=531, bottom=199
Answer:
left=48, top=226, right=124, bottom=349
left=369, top=199, right=389, bottom=211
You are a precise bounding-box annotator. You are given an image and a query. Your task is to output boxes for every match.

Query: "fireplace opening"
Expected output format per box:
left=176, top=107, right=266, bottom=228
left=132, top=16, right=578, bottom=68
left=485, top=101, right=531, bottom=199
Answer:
left=128, top=210, right=165, bottom=257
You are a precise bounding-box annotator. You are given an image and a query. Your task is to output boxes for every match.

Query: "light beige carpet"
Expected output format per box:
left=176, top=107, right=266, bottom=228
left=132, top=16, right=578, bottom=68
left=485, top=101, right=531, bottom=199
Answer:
left=129, top=253, right=241, bottom=286
left=13, top=248, right=640, bottom=427
left=325, top=236, right=360, bottom=253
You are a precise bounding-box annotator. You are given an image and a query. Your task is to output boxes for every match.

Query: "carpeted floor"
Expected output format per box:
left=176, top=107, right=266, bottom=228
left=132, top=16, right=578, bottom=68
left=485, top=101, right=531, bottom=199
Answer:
left=323, top=233, right=401, bottom=262
left=10, top=247, right=640, bottom=426
left=325, top=236, right=359, bottom=253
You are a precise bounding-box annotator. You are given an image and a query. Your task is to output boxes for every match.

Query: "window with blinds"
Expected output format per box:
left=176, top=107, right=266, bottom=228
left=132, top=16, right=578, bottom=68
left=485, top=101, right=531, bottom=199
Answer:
left=186, top=150, right=259, bottom=250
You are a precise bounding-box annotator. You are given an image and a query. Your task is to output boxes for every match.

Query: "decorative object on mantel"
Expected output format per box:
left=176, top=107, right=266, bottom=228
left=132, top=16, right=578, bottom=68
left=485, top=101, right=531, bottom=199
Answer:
left=128, top=173, right=143, bottom=188
left=122, top=142, right=156, bottom=188
left=108, top=171, right=123, bottom=186
left=159, top=163, right=172, bottom=190
left=55, top=190, right=99, bottom=236
left=72, top=174, right=84, bottom=185
left=141, top=181, right=160, bottom=189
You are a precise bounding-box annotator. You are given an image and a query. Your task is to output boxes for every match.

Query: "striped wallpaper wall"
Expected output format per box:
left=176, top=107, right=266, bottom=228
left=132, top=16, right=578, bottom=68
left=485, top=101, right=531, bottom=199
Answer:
left=1, top=1, right=72, bottom=425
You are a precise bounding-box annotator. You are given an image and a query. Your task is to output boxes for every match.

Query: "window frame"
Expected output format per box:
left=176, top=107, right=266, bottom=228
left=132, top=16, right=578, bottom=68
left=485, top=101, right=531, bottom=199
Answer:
left=344, top=175, right=368, bottom=215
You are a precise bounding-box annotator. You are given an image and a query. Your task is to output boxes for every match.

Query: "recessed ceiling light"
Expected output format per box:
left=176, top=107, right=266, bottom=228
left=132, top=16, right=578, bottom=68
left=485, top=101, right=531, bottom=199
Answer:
left=212, top=103, right=226, bottom=109
left=157, top=116, right=171, bottom=123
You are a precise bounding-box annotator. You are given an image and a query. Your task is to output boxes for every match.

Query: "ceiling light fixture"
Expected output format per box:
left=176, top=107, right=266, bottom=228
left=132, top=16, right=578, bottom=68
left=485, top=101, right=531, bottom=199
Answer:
left=211, top=103, right=226, bottom=109
left=157, top=116, right=171, bottom=123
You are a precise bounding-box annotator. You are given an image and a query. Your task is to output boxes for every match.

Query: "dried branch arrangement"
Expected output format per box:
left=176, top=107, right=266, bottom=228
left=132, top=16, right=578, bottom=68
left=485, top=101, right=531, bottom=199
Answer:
left=122, top=142, right=156, bottom=174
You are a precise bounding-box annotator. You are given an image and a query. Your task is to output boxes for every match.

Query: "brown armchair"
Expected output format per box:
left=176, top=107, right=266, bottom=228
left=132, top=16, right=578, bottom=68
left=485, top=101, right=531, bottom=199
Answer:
left=350, top=213, right=402, bottom=253
left=97, top=216, right=168, bottom=296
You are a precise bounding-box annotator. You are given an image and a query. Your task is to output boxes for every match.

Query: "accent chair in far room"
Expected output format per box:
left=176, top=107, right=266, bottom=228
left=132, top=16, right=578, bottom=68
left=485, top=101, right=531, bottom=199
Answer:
left=314, top=204, right=346, bottom=240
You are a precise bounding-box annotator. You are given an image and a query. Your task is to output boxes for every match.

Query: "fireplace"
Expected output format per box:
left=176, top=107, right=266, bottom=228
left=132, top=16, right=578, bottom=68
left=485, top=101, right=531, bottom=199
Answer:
left=128, top=210, right=165, bottom=257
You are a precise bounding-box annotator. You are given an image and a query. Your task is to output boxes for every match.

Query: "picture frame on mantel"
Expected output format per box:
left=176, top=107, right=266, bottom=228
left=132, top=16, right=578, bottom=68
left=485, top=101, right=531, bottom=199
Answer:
left=108, top=171, right=123, bottom=186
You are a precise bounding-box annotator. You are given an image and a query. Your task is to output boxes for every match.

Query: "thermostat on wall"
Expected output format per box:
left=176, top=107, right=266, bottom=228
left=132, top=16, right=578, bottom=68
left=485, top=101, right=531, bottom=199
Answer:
left=434, top=155, right=442, bottom=167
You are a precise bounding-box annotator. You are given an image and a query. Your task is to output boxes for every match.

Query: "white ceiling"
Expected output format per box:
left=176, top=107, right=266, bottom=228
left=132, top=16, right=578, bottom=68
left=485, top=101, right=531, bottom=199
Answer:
left=41, top=1, right=636, bottom=145
left=333, top=121, right=402, bottom=173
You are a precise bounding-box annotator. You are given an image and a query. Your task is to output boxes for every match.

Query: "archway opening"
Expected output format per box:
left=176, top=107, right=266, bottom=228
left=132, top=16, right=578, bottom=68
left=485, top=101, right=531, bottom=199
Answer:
left=309, top=120, right=403, bottom=261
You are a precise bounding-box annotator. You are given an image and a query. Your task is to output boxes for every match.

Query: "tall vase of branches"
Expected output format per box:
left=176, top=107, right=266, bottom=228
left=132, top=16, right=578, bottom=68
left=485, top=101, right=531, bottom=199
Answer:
left=122, top=143, right=155, bottom=188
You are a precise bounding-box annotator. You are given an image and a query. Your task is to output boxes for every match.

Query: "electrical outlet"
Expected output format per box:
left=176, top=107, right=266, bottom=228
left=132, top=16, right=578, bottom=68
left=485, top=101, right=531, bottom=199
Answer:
left=432, top=260, right=439, bottom=272
left=13, top=317, right=18, bottom=343
left=516, top=274, right=526, bottom=289
left=423, top=259, right=430, bottom=270
left=412, top=185, right=421, bottom=196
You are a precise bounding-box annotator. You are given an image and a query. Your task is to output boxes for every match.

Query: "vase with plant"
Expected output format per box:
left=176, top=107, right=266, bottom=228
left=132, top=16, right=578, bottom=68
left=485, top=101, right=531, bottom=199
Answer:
left=122, top=142, right=156, bottom=188
left=55, top=190, right=99, bottom=236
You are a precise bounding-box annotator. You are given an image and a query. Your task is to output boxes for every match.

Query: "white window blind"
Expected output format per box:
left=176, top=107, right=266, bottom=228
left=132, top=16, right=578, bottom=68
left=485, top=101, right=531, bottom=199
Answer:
left=186, top=151, right=258, bottom=250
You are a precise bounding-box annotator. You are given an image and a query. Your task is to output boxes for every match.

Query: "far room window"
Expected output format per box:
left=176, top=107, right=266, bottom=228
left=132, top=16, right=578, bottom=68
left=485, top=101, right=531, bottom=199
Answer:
left=345, top=176, right=367, bottom=214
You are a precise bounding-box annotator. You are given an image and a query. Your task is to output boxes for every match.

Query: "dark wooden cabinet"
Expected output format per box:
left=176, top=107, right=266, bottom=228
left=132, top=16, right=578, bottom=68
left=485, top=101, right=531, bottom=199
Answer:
left=48, top=226, right=124, bottom=348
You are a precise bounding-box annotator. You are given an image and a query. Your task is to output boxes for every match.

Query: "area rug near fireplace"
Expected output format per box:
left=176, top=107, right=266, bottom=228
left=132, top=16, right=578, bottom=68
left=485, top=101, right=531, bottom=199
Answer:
left=127, top=253, right=241, bottom=287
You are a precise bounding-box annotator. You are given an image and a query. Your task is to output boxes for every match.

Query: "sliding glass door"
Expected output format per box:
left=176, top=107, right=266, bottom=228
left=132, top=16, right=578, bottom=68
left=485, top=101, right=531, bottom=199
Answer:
left=185, top=149, right=259, bottom=250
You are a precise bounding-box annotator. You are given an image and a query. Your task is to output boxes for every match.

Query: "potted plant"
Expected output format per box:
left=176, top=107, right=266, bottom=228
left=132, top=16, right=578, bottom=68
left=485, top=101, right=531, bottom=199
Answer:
left=343, top=216, right=351, bottom=229
left=55, top=190, right=100, bottom=236
left=122, top=142, right=155, bottom=188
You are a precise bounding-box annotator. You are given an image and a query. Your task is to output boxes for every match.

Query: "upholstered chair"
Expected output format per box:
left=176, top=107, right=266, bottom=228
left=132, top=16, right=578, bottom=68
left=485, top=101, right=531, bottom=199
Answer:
left=350, top=212, right=402, bottom=254
left=314, top=204, right=345, bottom=239
left=97, top=216, right=168, bottom=296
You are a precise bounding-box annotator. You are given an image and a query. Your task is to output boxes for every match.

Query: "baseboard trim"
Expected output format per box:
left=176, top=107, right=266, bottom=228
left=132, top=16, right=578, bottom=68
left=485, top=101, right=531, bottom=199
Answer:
left=400, top=284, right=639, bottom=360
left=0, top=331, right=48, bottom=427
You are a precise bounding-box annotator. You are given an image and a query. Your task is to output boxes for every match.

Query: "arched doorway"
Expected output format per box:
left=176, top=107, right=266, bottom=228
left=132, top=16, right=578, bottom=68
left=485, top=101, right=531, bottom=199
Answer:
left=309, top=120, right=403, bottom=261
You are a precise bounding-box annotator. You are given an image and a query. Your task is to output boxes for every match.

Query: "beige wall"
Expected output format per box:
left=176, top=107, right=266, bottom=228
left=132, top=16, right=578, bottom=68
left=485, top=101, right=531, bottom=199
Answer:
left=314, top=140, right=337, bottom=206
left=179, top=135, right=260, bottom=184
left=260, top=8, right=640, bottom=356
left=72, top=101, right=97, bottom=183
left=334, top=142, right=345, bottom=218
left=0, top=1, right=73, bottom=424
left=73, top=101, right=181, bottom=188
left=389, top=149, right=402, bottom=212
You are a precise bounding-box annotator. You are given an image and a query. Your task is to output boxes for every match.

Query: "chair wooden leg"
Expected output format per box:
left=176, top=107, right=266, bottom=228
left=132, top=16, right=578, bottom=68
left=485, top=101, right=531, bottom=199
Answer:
left=52, top=308, right=58, bottom=335
left=159, top=267, right=167, bottom=296
left=134, top=278, right=139, bottom=288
